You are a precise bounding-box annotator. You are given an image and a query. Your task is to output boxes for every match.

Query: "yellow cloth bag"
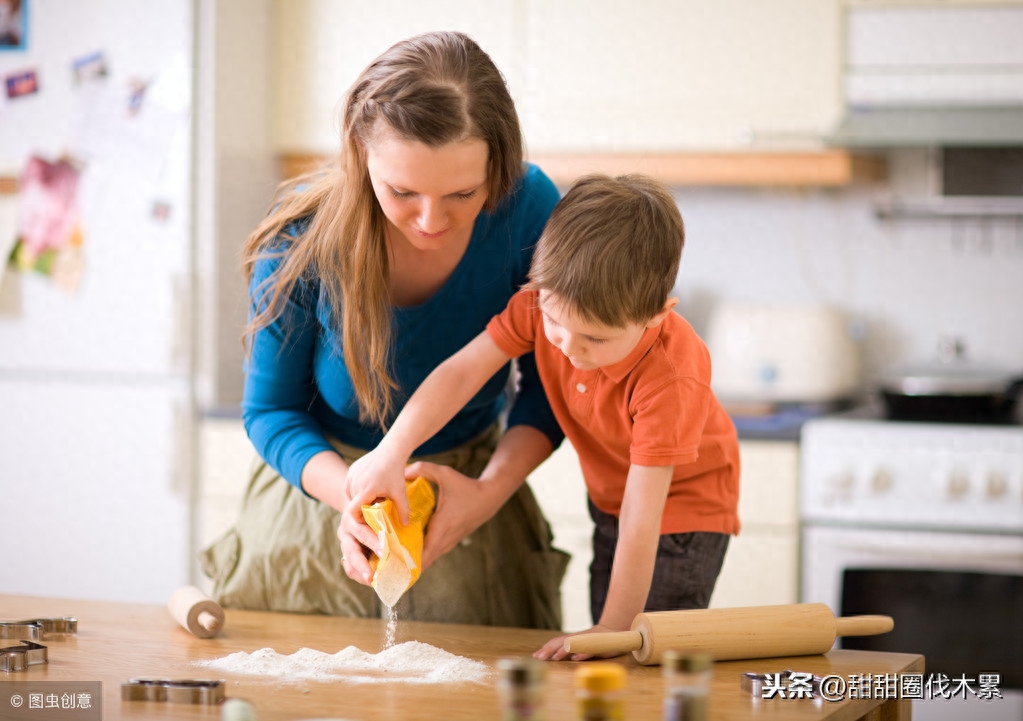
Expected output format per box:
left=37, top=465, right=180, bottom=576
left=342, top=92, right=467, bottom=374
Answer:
left=362, top=476, right=437, bottom=608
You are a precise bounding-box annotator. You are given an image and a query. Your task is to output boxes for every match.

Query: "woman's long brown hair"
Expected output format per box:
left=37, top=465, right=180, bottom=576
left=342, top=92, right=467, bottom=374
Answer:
left=241, top=31, right=524, bottom=430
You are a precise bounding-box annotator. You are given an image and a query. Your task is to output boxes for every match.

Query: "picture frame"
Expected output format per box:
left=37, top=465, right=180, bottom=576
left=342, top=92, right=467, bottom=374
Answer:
left=0, top=0, right=27, bottom=51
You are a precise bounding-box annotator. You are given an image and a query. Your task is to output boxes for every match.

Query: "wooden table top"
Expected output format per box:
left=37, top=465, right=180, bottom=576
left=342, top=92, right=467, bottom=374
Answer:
left=1, top=595, right=923, bottom=721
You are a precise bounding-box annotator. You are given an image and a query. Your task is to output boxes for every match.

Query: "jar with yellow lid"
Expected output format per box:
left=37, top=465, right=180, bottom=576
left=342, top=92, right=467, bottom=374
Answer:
left=575, top=663, right=626, bottom=721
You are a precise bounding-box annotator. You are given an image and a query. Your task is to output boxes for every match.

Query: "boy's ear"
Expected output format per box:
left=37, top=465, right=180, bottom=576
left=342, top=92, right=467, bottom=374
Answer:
left=645, top=297, right=679, bottom=328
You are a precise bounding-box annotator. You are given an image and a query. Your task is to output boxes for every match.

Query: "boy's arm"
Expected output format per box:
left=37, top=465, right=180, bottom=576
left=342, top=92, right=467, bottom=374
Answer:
left=597, top=463, right=674, bottom=631
left=341, top=331, right=512, bottom=554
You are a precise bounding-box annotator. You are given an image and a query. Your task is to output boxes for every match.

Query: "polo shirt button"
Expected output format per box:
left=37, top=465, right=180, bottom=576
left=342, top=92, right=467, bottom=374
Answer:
left=576, top=383, right=587, bottom=393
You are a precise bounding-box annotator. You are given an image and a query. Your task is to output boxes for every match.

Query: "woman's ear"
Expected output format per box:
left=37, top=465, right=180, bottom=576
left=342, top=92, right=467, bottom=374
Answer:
left=645, top=297, right=679, bottom=329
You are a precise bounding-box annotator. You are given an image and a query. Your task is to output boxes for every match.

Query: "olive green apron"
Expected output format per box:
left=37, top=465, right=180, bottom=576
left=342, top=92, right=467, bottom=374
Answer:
left=199, top=425, right=570, bottom=630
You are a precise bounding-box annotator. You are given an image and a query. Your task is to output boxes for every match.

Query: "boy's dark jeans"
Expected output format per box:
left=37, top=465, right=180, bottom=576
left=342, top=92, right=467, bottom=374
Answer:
left=588, top=498, right=730, bottom=624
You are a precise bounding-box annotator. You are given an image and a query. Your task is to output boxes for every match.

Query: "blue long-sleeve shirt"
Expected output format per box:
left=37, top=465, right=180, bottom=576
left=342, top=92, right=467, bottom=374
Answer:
left=242, top=164, right=563, bottom=488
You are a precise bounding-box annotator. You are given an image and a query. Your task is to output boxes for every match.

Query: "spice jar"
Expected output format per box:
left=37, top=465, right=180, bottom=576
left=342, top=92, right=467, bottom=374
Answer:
left=497, top=657, right=546, bottom=720
left=662, top=651, right=712, bottom=721
left=575, top=662, right=626, bottom=721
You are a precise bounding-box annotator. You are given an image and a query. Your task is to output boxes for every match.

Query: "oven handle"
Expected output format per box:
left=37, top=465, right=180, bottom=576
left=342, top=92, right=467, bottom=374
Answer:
left=829, top=540, right=1023, bottom=566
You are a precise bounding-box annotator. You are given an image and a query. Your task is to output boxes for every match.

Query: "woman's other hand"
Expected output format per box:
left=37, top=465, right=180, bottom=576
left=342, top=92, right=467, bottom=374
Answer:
left=411, top=461, right=502, bottom=570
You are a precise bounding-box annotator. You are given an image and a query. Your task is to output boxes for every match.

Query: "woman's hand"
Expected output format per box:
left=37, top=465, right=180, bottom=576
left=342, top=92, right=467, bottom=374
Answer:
left=335, top=448, right=409, bottom=586
left=337, top=449, right=408, bottom=584
left=337, top=501, right=379, bottom=585
left=533, top=624, right=620, bottom=662
left=409, top=461, right=504, bottom=570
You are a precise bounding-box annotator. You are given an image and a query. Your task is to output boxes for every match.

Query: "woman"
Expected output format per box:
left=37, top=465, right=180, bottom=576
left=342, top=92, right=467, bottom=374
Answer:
left=200, top=31, right=569, bottom=629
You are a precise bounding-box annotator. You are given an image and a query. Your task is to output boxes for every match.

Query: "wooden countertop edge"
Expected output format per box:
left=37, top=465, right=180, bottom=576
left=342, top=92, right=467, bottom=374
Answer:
left=279, top=150, right=887, bottom=188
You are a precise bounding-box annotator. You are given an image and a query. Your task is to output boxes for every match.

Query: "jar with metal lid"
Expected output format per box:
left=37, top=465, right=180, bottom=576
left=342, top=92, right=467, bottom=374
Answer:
left=575, top=662, right=626, bottom=721
left=497, top=657, right=546, bottom=720
left=662, top=651, right=712, bottom=721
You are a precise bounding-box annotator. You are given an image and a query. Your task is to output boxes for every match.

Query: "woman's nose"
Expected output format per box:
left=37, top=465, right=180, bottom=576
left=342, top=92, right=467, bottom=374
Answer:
left=416, top=199, right=446, bottom=233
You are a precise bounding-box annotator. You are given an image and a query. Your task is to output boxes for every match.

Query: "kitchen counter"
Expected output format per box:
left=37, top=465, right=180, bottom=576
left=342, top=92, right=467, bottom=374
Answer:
left=1, top=595, right=923, bottom=721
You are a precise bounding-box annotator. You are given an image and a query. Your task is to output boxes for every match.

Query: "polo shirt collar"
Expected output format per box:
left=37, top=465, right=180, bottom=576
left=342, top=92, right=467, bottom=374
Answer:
left=600, top=323, right=661, bottom=383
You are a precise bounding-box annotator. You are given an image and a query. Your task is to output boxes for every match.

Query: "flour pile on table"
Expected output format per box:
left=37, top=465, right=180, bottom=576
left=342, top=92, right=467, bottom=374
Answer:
left=194, top=641, right=490, bottom=685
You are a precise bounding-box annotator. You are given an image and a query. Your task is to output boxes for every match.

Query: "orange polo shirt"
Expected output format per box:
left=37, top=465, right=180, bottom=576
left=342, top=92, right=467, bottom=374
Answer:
left=487, top=290, right=740, bottom=536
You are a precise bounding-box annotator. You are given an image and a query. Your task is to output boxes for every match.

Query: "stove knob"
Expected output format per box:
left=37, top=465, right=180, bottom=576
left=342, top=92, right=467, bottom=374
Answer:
left=824, top=472, right=855, bottom=505
left=986, top=472, right=1008, bottom=499
left=830, top=472, right=855, bottom=493
left=947, top=471, right=970, bottom=498
left=871, top=469, right=894, bottom=494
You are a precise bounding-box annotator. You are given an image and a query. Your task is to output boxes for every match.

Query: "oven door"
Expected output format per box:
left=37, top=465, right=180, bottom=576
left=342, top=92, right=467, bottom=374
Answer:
left=802, top=525, right=1023, bottom=721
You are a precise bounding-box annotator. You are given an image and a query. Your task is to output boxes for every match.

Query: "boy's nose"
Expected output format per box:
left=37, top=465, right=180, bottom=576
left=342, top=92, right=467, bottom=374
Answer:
left=559, top=334, right=582, bottom=358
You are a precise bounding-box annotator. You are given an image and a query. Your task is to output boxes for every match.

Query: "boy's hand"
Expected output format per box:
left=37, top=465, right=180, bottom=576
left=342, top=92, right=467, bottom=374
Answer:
left=345, top=449, right=412, bottom=524
left=533, top=624, right=620, bottom=662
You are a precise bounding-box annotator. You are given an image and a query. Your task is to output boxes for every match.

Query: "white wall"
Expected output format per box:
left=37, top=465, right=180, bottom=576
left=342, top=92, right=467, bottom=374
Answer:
left=667, top=154, right=1023, bottom=391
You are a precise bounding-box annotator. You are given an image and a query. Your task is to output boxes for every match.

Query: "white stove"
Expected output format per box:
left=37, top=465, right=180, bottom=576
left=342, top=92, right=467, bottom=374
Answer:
left=801, top=417, right=1023, bottom=534
left=799, top=413, right=1023, bottom=721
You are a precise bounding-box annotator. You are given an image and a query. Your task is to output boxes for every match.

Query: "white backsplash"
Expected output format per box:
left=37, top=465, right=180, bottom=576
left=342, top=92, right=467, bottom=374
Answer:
left=669, top=154, right=1023, bottom=393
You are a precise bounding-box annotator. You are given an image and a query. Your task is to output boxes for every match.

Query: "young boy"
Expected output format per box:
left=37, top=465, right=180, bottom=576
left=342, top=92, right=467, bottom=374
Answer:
left=344, top=174, right=740, bottom=659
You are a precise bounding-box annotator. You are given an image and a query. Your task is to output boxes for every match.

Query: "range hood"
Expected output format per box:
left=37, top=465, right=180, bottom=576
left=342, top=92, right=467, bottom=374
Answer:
left=832, top=3, right=1023, bottom=149
left=829, top=105, right=1023, bottom=148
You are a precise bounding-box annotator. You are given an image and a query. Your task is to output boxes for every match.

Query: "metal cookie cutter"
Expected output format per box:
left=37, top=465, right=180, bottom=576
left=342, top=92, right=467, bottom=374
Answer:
left=0, top=641, right=48, bottom=672
left=741, top=669, right=822, bottom=698
left=121, top=678, right=226, bottom=705
left=0, top=617, right=78, bottom=640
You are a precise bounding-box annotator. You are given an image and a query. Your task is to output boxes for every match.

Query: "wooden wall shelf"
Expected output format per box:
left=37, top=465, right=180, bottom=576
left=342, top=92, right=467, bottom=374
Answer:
left=279, top=150, right=886, bottom=189
left=528, top=151, right=886, bottom=188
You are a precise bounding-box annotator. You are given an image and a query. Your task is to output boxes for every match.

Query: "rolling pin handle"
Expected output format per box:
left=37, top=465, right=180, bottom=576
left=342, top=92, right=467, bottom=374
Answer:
left=167, top=585, right=225, bottom=639
left=835, top=615, right=895, bottom=637
left=197, top=611, right=221, bottom=633
left=563, top=630, right=644, bottom=657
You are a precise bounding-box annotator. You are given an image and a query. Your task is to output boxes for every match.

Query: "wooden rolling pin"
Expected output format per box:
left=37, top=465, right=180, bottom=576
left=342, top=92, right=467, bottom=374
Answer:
left=167, top=586, right=225, bottom=639
left=564, top=603, right=894, bottom=665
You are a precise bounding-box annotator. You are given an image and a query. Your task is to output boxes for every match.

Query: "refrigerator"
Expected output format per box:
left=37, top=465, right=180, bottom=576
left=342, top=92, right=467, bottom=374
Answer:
left=0, top=0, right=198, bottom=603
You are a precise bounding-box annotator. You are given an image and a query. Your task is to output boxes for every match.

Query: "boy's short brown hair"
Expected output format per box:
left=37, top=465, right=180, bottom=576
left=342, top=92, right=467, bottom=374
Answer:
left=525, top=174, right=685, bottom=327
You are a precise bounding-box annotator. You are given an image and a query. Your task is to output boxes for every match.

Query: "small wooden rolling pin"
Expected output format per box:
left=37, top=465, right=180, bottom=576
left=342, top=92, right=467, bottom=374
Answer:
left=167, top=586, right=225, bottom=639
left=564, top=603, right=894, bottom=665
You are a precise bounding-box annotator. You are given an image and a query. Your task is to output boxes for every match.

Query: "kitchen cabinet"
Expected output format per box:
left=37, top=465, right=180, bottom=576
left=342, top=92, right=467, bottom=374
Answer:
left=709, top=440, right=801, bottom=609
left=271, top=0, right=523, bottom=155
left=271, top=0, right=883, bottom=187
left=527, top=440, right=593, bottom=632
left=193, top=415, right=259, bottom=585
left=522, top=0, right=842, bottom=153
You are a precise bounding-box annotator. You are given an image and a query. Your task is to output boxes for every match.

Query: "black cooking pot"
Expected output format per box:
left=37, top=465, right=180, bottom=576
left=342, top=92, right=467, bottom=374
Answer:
left=879, top=363, right=1023, bottom=424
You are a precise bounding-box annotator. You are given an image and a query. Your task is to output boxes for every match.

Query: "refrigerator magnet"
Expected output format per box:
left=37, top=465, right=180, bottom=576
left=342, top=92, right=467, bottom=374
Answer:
left=72, top=51, right=108, bottom=85
left=5, top=68, right=37, bottom=99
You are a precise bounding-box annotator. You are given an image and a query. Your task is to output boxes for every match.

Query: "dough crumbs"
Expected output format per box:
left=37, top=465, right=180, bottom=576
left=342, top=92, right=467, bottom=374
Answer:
left=194, top=641, right=491, bottom=685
